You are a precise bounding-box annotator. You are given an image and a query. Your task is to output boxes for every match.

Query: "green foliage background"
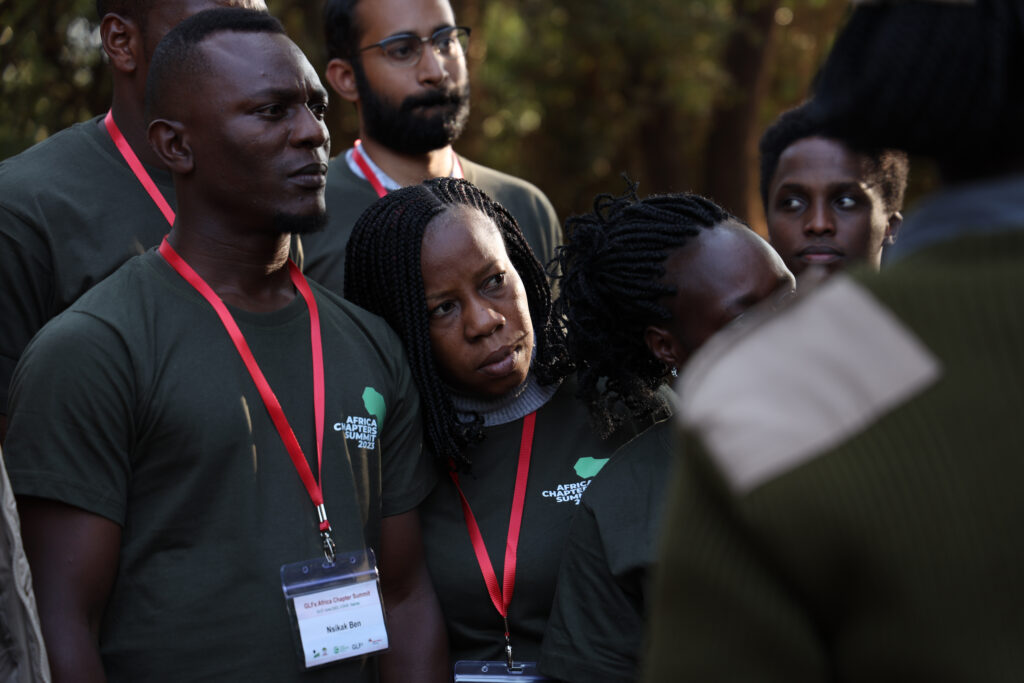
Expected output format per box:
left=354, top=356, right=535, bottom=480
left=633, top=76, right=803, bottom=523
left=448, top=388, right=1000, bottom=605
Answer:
left=0, top=0, right=858, bottom=228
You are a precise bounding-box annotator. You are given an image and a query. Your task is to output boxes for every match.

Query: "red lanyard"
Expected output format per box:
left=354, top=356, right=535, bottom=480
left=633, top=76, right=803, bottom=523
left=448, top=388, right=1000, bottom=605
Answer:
left=352, top=138, right=464, bottom=199
left=158, top=238, right=336, bottom=561
left=104, top=110, right=175, bottom=226
left=449, top=411, right=536, bottom=665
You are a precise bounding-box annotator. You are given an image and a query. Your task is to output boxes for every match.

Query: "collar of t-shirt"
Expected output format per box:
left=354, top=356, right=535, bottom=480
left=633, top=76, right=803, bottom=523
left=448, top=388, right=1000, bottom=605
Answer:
left=344, top=145, right=463, bottom=191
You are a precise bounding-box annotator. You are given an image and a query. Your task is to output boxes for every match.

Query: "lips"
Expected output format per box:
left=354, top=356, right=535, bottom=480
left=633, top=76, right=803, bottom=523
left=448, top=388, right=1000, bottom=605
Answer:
left=289, top=162, right=328, bottom=189
left=797, top=244, right=844, bottom=265
left=477, top=343, right=522, bottom=378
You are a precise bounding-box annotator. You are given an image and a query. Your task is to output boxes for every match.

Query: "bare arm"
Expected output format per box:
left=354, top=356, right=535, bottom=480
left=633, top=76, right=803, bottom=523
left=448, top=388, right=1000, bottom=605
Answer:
left=377, top=509, right=448, bottom=683
left=18, top=496, right=121, bottom=683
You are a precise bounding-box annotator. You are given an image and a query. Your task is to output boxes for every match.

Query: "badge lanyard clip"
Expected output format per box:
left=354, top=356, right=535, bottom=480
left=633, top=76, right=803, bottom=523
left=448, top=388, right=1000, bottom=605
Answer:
left=317, top=503, right=336, bottom=563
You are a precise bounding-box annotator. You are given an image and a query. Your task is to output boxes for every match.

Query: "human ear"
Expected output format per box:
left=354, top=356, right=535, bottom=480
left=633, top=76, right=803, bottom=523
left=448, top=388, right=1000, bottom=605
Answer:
left=884, top=211, right=903, bottom=246
left=644, top=325, right=687, bottom=375
left=100, top=14, right=143, bottom=74
left=147, top=119, right=192, bottom=174
left=325, top=58, right=360, bottom=103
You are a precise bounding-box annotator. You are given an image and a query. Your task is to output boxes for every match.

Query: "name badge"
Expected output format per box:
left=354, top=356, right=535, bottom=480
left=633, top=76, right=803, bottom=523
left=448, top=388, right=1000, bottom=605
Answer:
left=281, top=549, right=389, bottom=670
left=453, top=660, right=551, bottom=681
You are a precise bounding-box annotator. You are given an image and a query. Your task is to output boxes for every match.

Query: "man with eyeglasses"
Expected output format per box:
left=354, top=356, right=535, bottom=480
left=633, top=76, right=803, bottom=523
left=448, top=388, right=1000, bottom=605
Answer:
left=299, top=0, right=562, bottom=291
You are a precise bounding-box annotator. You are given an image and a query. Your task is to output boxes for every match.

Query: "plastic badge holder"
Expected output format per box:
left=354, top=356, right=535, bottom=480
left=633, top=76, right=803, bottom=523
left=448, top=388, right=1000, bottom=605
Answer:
left=453, top=660, right=551, bottom=682
left=281, top=548, right=389, bottom=670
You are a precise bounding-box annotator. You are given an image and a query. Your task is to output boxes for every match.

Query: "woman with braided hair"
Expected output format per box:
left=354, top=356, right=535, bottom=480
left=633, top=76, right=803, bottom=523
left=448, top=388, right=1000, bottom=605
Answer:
left=344, top=176, right=634, bottom=672
left=539, top=183, right=794, bottom=683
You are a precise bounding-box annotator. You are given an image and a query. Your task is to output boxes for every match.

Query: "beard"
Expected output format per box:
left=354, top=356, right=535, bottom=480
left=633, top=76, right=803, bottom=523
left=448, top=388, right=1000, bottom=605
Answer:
left=354, top=60, right=471, bottom=155
left=272, top=209, right=328, bottom=236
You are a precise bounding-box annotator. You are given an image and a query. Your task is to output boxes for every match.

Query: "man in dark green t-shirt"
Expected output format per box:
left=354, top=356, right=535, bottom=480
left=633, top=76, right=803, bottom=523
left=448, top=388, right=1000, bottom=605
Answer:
left=0, top=0, right=267, bottom=443
left=6, top=11, right=446, bottom=682
left=297, top=0, right=561, bottom=292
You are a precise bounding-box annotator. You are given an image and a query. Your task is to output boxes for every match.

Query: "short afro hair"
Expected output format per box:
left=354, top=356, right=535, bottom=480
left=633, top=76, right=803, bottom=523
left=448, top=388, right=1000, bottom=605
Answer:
left=144, top=7, right=281, bottom=122
left=759, top=101, right=909, bottom=215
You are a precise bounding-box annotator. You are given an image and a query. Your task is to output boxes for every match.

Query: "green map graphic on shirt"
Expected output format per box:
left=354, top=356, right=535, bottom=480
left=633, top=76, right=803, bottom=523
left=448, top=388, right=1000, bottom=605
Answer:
left=574, top=457, right=608, bottom=479
left=362, top=386, right=386, bottom=429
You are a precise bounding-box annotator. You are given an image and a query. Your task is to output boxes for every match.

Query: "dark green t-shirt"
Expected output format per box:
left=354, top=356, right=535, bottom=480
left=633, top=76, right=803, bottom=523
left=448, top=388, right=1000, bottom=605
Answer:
left=5, top=251, right=433, bottom=682
left=0, top=116, right=176, bottom=413
left=299, top=153, right=562, bottom=294
left=540, top=419, right=674, bottom=683
left=420, top=381, right=624, bottom=666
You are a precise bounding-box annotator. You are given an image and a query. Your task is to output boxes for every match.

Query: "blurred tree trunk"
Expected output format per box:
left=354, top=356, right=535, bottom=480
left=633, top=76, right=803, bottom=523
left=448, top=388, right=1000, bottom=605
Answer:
left=703, top=0, right=780, bottom=230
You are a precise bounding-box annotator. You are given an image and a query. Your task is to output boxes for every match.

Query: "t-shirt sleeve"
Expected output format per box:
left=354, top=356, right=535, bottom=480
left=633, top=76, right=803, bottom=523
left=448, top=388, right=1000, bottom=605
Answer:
left=0, top=205, right=53, bottom=415
left=540, top=502, right=642, bottom=683
left=641, top=429, right=828, bottom=682
left=379, top=341, right=435, bottom=517
left=3, top=311, right=135, bottom=525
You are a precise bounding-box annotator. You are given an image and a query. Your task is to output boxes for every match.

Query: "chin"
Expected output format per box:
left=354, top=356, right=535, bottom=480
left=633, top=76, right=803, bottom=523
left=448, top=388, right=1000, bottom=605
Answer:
left=272, top=209, right=328, bottom=235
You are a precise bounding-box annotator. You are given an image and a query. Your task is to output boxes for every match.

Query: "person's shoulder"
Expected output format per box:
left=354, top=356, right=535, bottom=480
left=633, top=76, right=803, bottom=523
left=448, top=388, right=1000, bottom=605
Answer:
left=459, top=156, right=553, bottom=206
left=678, top=273, right=941, bottom=495
left=309, top=278, right=406, bottom=356
left=0, top=117, right=105, bottom=188
left=584, top=419, right=673, bottom=500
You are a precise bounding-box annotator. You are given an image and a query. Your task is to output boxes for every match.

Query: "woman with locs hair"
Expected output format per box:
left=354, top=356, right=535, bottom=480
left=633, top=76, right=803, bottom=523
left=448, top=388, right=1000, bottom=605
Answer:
left=343, top=177, right=637, bottom=672
left=538, top=182, right=794, bottom=683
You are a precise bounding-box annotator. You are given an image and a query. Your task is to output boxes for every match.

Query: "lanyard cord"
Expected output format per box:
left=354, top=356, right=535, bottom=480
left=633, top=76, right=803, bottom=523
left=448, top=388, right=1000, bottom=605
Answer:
left=449, top=410, right=536, bottom=667
left=351, top=138, right=464, bottom=199
left=158, top=238, right=335, bottom=561
left=104, top=110, right=175, bottom=226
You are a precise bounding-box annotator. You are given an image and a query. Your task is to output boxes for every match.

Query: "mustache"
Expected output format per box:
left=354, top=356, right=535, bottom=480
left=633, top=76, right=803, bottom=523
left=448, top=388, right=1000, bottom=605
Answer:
left=400, top=87, right=465, bottom=112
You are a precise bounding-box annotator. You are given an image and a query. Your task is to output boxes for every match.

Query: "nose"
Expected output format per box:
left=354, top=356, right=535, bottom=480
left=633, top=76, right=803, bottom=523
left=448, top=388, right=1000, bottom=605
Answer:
left=293, top=105, right=330, bottom=152
left=465, top=298, right=505, bottom=339
left=416, top=44, right=448, bottom=86
left=804, top=200, right=835, bottom=236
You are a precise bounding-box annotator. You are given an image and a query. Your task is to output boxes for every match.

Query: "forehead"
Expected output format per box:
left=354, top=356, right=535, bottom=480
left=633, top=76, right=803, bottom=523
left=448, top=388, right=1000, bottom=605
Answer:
left=668, top=223, right=787, bottom=297
left=772, top=136, right=873, bottom=191
left=422, top=206, right=506, bottom=268
left=356, top=0, right=455, bottom=42
left=192, top=31, right=323, bottom=101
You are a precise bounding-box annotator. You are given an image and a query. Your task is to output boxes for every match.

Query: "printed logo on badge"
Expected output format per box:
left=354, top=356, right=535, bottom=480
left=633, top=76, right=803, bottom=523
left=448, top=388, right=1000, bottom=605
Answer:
left=333, top=386, right=387, bottom=450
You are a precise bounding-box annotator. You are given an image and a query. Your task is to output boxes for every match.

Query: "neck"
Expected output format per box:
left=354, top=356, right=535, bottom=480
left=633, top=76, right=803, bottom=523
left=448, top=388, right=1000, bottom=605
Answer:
left=108, top=89, right=165, bottom=169
left=357, top=135, right=454, bottom=187
left=165, top=218, right=296, bottom=313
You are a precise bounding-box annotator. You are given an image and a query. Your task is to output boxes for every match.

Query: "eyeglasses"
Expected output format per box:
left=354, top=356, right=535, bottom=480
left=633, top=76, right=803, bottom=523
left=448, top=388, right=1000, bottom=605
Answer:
left=359, top=26, right=470, bottom=67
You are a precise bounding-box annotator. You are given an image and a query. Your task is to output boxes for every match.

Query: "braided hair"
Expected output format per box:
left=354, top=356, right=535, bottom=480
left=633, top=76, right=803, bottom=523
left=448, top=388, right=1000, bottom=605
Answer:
left=812, top=0, right=1024, bottom=179
left=551, top=180, right=732, bottom=437
left=344, top=177, right=572, bottom=471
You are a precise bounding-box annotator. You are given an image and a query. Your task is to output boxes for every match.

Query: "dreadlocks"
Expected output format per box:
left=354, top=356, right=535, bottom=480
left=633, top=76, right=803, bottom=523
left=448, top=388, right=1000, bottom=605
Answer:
left=551, top=180, right=732, bottom=437
left=344, top=177, right=571, bottom=471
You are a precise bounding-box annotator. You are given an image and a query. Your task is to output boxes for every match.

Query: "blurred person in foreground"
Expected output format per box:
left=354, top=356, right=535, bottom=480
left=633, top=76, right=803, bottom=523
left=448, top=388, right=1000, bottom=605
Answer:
left=759, top=100, right=908, bottom=277
left=644, top=0, right=1024, bottom=680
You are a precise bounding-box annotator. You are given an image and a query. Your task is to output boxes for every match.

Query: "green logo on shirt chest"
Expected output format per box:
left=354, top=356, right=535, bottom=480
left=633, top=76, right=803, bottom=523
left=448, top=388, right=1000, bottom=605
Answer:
left=332, top=386, right=386, bottom=450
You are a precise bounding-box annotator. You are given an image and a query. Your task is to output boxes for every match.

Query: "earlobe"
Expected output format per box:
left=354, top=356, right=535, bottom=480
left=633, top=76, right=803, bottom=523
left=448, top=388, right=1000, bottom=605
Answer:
left=100, top=14, right=143, bottom=74
left=326, top=58, right=360, bottom=103
left=885, top=211, right=903, bottom=246
left=148, top=119, right=193, bottom=174
left=644, top=325, right=686, bottom=375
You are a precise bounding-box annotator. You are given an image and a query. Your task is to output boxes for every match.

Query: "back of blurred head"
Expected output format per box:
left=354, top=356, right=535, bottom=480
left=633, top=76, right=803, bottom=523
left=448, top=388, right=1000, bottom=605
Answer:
left=813, top=0, right=1024, bottom=183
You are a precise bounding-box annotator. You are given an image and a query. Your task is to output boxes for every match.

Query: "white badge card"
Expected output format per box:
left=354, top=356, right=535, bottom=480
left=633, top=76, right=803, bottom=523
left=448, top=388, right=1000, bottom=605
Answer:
left=281, top=549, right=389, bottom=670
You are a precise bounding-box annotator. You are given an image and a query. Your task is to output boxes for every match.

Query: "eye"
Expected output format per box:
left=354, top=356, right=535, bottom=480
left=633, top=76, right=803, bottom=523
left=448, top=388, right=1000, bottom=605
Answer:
left=435, top=34, right=457, bottom=55
left=256, top=103, right=286, bottom=119
left=429, top=300, right=457, bottom=319
left=834, top=195, right=858, bottom=209
left=482, top=272, right=506, bottom=292
left=384, top=38, right=418, bottom=62
left=777, top=196, right=804, bottom=212
left=309, top=101, right=328, bottom=120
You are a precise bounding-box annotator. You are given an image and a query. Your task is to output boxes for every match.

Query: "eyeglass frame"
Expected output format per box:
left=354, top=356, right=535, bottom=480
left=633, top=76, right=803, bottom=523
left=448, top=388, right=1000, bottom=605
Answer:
left=358, top=26, right=471, bottom=67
